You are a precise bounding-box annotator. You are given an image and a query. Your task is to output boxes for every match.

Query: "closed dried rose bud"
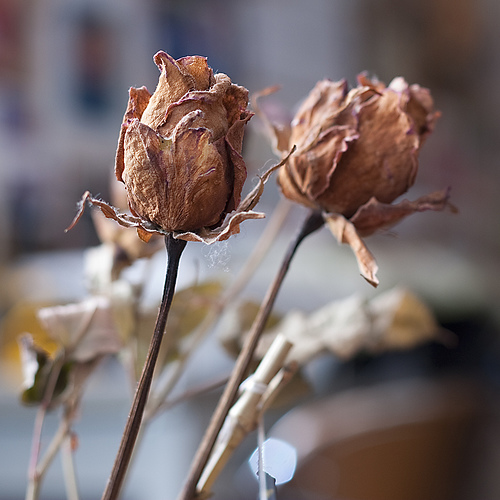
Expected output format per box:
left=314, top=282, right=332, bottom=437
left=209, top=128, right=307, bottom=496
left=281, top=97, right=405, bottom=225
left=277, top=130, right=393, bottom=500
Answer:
left=115, top=51, right=252, bottom=233
left=68, top=51, right=284, bottom=244
left=256, top=75, right=454, bottom=286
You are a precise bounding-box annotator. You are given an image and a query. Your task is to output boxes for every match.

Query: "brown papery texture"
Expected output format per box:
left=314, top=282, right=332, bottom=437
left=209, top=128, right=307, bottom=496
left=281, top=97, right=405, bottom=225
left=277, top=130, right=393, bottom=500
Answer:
left=255, top=74, right=452, bottom=286
left=277, top=75, right=440, bottom=218
left=115, top=51, right=252, bottom=233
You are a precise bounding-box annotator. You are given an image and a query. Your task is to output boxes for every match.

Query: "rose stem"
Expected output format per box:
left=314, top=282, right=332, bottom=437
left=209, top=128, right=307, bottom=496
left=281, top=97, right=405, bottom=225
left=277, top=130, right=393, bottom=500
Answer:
left=178, top=209, right=324, bottom=500
left=102, top=234, right=187, bottom=500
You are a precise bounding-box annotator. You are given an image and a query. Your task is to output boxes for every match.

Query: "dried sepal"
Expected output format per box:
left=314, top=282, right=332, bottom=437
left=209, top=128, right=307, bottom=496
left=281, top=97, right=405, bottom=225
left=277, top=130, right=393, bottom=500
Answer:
left=349, top=188, right=456, bottom=237
left=323, top=213, right=379, bottom=287
left=252, top=85, right=292, bottom=155
left=323, top=189, right=455, bottom=286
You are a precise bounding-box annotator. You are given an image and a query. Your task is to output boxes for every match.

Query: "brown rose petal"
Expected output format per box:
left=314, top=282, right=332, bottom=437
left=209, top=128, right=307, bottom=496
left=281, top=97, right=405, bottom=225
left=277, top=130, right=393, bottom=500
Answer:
left=159, top=90, right=230, bottom=141
left=176, top=55, right=214, bottom=90
left=115, top=86, right=152, bottom=182
left=289, top=79, right=349, bottom=151
left=313, top=86, right=420, bottom=217
left=140, top=51, right=201, bottom=130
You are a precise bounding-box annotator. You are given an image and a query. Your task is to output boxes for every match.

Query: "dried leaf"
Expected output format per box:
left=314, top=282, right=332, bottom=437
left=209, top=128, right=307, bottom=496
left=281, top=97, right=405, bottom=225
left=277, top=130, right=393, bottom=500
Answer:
left=17, top=335, right=71, bottom=406
left=218, top=299, right=283, bottom=360
left=1, top=301, right=59, bottom=366
left=252, top=287, right=441, bottom=364
left=37, top=296, right=124, bottom=363
left=367, top=287, right=441, bottom=351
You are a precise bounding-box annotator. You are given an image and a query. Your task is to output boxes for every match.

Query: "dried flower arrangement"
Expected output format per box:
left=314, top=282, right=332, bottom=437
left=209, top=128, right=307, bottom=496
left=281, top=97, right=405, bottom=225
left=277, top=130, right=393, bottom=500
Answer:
left=17, top=50, right=455, bottom=500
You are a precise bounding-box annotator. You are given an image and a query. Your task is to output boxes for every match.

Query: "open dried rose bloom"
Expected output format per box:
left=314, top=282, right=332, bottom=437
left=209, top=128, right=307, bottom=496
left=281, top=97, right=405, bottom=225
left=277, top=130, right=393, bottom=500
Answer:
left=69, top=51, right=281, bottom=244
left=256, top=75, right=454, bottom=285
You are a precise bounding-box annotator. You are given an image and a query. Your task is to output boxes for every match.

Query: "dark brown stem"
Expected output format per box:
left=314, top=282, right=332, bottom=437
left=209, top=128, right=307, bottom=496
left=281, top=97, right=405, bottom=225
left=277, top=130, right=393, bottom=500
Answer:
left=102, top=235, right=187, bottom=500
left=178, top=210, right=324, bottom=500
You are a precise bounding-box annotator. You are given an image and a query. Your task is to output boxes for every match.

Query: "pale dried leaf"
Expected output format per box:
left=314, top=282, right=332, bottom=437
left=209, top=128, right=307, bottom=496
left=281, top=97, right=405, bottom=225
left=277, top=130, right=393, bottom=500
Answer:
left=367, top=287, right=441, bottom=351
left=254, top=287, right=441, bottom=364
left=37, top=297, right=124, bottom=363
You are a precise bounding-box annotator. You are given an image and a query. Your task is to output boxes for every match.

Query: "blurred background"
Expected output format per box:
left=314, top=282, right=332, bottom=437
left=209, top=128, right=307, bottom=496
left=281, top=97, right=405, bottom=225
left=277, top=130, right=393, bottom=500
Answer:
left=1, top=0, right=499, bottom=499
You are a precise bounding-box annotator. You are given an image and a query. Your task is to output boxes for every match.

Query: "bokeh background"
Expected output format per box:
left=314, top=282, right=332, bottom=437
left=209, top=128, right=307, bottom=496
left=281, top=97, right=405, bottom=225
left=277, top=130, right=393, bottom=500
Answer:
left=1, top=0, right=499, bottom=499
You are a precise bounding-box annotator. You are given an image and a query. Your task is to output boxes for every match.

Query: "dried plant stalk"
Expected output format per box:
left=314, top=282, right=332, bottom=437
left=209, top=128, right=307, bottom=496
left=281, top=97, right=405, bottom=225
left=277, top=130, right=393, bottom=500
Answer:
left=178, top=210, right=324, bottom=500
left=197, top=333, right=293, bottom=493
left=101, top=235, right=186, bottom=500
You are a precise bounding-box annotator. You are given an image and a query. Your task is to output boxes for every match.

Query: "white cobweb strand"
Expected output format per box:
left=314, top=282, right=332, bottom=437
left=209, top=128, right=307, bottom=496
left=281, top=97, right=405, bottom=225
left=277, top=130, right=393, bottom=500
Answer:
left=202, top=240, right=232, bottom=272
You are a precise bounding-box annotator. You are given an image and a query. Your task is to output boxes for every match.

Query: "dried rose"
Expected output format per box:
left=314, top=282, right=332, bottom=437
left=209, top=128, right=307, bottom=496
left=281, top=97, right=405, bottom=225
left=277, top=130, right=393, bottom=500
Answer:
left=255, top=75, right=454, bottom=285
left=115, top=50, right=253, bottom=234
left=68, top=51, right=287, bottom=244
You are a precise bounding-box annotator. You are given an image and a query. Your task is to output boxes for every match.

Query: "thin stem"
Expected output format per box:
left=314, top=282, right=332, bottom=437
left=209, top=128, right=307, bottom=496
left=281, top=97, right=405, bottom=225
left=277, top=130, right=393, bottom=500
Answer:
left=144, top=198, right=292, bottom=422
left=26, top=351, right=67, bottom=500
left=178, top=210, right=324, bottom=500
left=101, top=235, right=187, bottom=500
left=62, top=430, right=80, bottom=500
left=145, top=376, right=228, bottom=422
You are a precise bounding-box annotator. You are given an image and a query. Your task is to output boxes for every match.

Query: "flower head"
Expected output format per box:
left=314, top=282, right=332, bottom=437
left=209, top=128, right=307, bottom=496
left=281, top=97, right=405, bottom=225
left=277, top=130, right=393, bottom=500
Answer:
left=256, top=75, right=454, bottom=285
left=68, top=51, right=284, bottom=244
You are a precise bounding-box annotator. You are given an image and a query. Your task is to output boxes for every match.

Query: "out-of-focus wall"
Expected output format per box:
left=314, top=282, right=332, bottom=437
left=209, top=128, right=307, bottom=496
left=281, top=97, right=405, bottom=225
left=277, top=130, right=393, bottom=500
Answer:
left=0, top=0, right=158, bottom=257
left=1, top=0, right=498, bottom=257
left=0, top=0, right=498, bottom=312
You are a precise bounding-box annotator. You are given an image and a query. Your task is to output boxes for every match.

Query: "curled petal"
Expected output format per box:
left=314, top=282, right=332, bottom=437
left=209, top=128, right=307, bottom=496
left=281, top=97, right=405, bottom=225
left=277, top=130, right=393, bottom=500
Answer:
left=124, top=86, right=152, bottom=122
left=115, top=86, right=152, bottom=182
left=283, top=125, right=358, bottom=202
left=289, top=79, right=349, bottom=151
left=176, top=55, right=214, bottom=90
left=324, top=213, right=379, bottom=287
left=159, top=91, right=230, bottom=141
left=140, top=51, right=201, bottom=130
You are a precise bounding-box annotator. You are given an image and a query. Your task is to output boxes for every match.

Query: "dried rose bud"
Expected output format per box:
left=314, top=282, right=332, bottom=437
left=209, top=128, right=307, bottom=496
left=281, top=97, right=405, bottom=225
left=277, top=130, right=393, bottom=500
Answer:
left=68, top=52, right=285, bottom=244
left=256, top=75, right=454, bottom=286
left=276, top=74, right=440, bottom=218
left=115, top=51, right=252, bottom=233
